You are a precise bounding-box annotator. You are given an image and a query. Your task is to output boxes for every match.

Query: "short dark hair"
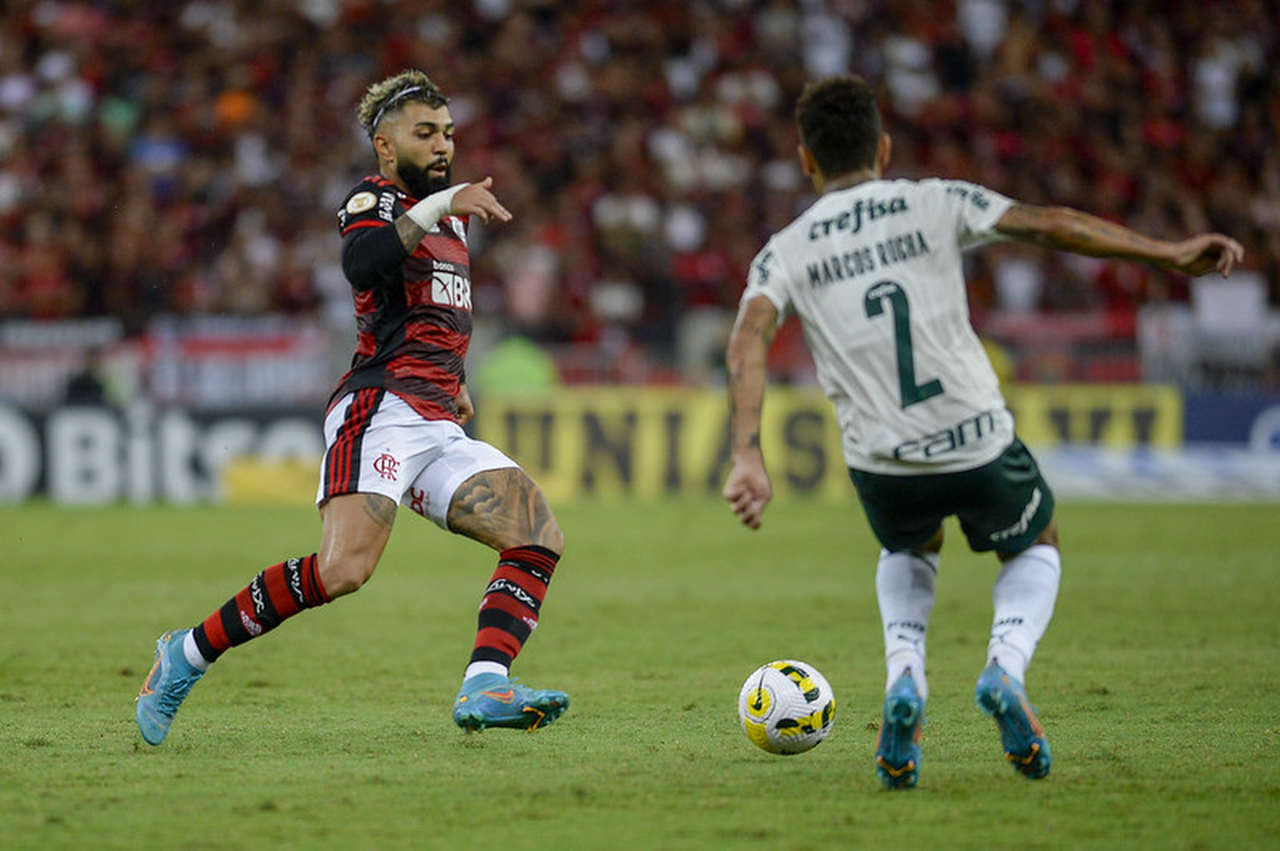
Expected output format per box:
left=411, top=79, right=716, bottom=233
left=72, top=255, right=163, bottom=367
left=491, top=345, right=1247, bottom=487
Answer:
left=795, top=75, right=882, bottom=178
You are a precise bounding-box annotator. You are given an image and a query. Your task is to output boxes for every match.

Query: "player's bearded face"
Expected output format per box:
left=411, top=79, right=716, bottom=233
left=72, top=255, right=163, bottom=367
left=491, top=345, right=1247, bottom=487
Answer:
left=381, top=102, right=455, bottom=200
left=397, top=157, right=452, bottom=200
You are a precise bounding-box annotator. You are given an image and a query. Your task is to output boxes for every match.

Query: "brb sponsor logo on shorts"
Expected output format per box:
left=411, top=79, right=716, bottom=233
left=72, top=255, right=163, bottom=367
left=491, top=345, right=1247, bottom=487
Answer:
left=373, top=452, right=400, bottom=481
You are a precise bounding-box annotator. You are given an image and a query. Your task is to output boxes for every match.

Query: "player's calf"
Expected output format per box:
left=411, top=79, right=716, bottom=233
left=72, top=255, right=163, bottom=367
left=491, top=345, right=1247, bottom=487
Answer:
left=189, top=554, right=331, bottom=664
left=463, top=544, right=561, bottom=674
left=446, top=471, right=569, bottom=730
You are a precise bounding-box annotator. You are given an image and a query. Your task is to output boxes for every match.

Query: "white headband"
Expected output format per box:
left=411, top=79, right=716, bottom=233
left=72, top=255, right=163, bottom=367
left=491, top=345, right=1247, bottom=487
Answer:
left=368, top=85, right=435, bottom=136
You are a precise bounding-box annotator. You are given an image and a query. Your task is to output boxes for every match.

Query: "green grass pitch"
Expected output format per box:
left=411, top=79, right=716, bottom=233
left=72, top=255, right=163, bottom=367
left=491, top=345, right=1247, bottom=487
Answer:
left=2, top=499, right=1277, bottom=849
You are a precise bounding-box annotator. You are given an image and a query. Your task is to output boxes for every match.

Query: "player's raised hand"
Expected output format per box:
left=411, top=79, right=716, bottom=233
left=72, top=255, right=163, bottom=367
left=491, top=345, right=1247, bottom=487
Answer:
left=1166, top=233, right=1245, bottom=277
left=724, top=457, right=773, bottom=530
left=450, top=177, right=513, bottom=224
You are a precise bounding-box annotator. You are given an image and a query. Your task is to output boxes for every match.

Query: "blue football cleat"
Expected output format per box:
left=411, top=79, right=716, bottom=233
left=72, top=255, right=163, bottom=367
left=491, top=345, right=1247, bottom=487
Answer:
left=136, top=629, right=205, bottom=746
left=975, top=662, right=1051, bottom=779
left=452, top=672, right=569, bottom=731
left=875, top=669, right=924, bottom=789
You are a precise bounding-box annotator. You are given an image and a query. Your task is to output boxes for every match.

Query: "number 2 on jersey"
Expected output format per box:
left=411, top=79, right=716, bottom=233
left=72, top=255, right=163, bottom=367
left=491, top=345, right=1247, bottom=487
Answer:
left=863, top=280, right=943, bottom=408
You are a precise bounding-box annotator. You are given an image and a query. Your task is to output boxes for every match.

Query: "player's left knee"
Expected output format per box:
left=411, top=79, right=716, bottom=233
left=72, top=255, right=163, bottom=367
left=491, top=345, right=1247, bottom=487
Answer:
left=317, top=551, right=377, bottom=597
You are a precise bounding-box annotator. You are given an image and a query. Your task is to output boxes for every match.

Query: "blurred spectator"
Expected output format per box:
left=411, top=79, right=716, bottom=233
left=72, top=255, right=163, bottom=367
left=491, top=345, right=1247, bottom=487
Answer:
left=63, top=345, right=110, bottom=406
left=0, top=0, right=1275, bottom=385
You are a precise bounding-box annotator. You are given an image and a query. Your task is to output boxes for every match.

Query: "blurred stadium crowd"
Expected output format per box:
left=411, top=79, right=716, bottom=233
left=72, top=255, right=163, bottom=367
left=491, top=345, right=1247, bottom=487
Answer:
left=1, top=0, right=1277, bottom=387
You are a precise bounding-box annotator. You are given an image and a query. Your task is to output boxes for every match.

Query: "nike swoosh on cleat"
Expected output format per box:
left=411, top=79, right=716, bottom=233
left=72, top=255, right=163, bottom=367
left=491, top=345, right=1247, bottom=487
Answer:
left=481, top=689, right=516, bottom=703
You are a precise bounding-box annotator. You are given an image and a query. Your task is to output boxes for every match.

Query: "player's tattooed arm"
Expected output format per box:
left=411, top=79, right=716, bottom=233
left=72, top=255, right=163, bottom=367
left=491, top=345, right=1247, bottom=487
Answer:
left=996, top=204, right=1244, bottom=277
left=446, top=468, right=562, bottom=552
left=726, top=295, right=779, bottom=457
left=391, top=179, right=513, bottom=253
left=394, top=215, right=429, bottom=254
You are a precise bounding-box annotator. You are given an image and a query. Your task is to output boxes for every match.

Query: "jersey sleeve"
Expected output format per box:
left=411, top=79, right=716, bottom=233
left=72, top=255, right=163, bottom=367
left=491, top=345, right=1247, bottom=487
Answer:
left=337, top=179, right=408, bottom=289
left=741, top=238, right=792, bottom=324
left=341, top=225, right=408, bottom=291
left=928, top=179, right=1015, bottom=251
left=336, top=180, right=398, bottom=237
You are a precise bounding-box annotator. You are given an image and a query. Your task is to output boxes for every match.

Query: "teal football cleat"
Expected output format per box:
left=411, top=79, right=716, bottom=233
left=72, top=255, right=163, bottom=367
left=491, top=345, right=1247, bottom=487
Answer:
left=135, top=629, right=205, bottom=746
left=975, top=662, right=1051, bottom=779
left=452, top=672, right=569, bottom=732
left=875, top=669, right=924, bottom=789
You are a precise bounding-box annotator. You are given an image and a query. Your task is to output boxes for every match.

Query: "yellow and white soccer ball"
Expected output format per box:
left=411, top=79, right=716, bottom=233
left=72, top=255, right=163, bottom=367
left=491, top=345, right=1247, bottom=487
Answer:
left=738, top=660, right=836, bottom=755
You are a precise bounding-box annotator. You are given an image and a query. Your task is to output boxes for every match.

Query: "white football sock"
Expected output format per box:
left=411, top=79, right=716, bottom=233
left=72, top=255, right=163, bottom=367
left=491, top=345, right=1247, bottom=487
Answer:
left=182, top=630, right=211, bottom=671
left=986, top=544, right=1061, bottom=683
left=463, top=661, right=508, bottom=681
left=875, top=548, right=938, bottom=700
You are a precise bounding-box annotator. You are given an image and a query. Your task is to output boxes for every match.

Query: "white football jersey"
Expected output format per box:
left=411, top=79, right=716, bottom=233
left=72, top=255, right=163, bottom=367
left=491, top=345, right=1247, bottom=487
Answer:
left=743, top=178, right=1017, bottom=474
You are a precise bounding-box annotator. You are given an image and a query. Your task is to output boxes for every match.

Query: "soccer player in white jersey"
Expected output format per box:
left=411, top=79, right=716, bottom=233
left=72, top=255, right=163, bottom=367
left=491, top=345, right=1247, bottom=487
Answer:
left=724, top=75, right=1244, bottom=788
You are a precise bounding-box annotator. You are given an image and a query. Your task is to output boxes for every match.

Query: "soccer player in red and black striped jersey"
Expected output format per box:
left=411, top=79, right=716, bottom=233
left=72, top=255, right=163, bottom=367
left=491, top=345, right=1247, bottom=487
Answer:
left=136, top=70, right=570, bottom=745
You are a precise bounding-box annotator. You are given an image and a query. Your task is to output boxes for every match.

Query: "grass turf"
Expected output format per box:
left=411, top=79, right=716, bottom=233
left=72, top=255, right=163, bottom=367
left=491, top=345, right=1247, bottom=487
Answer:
left=2, top=499, right=1278, bottom=849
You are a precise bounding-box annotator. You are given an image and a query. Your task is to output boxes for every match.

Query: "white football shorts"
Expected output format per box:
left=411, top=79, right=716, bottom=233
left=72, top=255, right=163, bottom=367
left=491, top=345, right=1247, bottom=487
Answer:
left=316, top=388, right=518, bottom=529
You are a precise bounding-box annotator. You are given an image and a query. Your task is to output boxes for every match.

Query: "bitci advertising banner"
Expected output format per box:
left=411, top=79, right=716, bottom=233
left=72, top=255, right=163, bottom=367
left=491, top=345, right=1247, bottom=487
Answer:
left=0, top=384, right=1193, bottom=505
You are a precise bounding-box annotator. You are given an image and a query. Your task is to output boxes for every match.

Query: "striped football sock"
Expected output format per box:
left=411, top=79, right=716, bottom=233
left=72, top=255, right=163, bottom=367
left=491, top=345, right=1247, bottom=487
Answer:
left=468, top=545, right=559, bottom=671
left=190, top=554, right=330, bottom=664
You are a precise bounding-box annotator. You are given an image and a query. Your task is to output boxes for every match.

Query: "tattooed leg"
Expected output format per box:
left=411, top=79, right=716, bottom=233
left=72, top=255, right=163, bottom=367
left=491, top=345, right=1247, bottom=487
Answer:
left=451, top=469, right=565, bottom=682
left=316, top=492, right=397, bottom=597
left=446, top=468, right=564, bottom=554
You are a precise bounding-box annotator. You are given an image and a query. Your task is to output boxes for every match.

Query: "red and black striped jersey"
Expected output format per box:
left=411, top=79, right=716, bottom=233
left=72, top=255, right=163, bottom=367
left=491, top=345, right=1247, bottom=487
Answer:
left=329, top=175, right=472, bottom=423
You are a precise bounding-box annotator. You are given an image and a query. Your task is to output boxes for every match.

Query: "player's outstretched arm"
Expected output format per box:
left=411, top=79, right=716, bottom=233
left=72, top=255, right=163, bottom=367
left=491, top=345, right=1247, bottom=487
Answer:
left=394, top=176, right=513, bottom=253
left=724, top=295, right=779, bottom=530
left=995, top=204, right=1244, bottom=277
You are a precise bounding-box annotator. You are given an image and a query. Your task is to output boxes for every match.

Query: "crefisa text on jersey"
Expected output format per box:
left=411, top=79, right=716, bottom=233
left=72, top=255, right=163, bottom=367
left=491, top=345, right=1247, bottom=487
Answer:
left=808, top=195, right=908, bottom=240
